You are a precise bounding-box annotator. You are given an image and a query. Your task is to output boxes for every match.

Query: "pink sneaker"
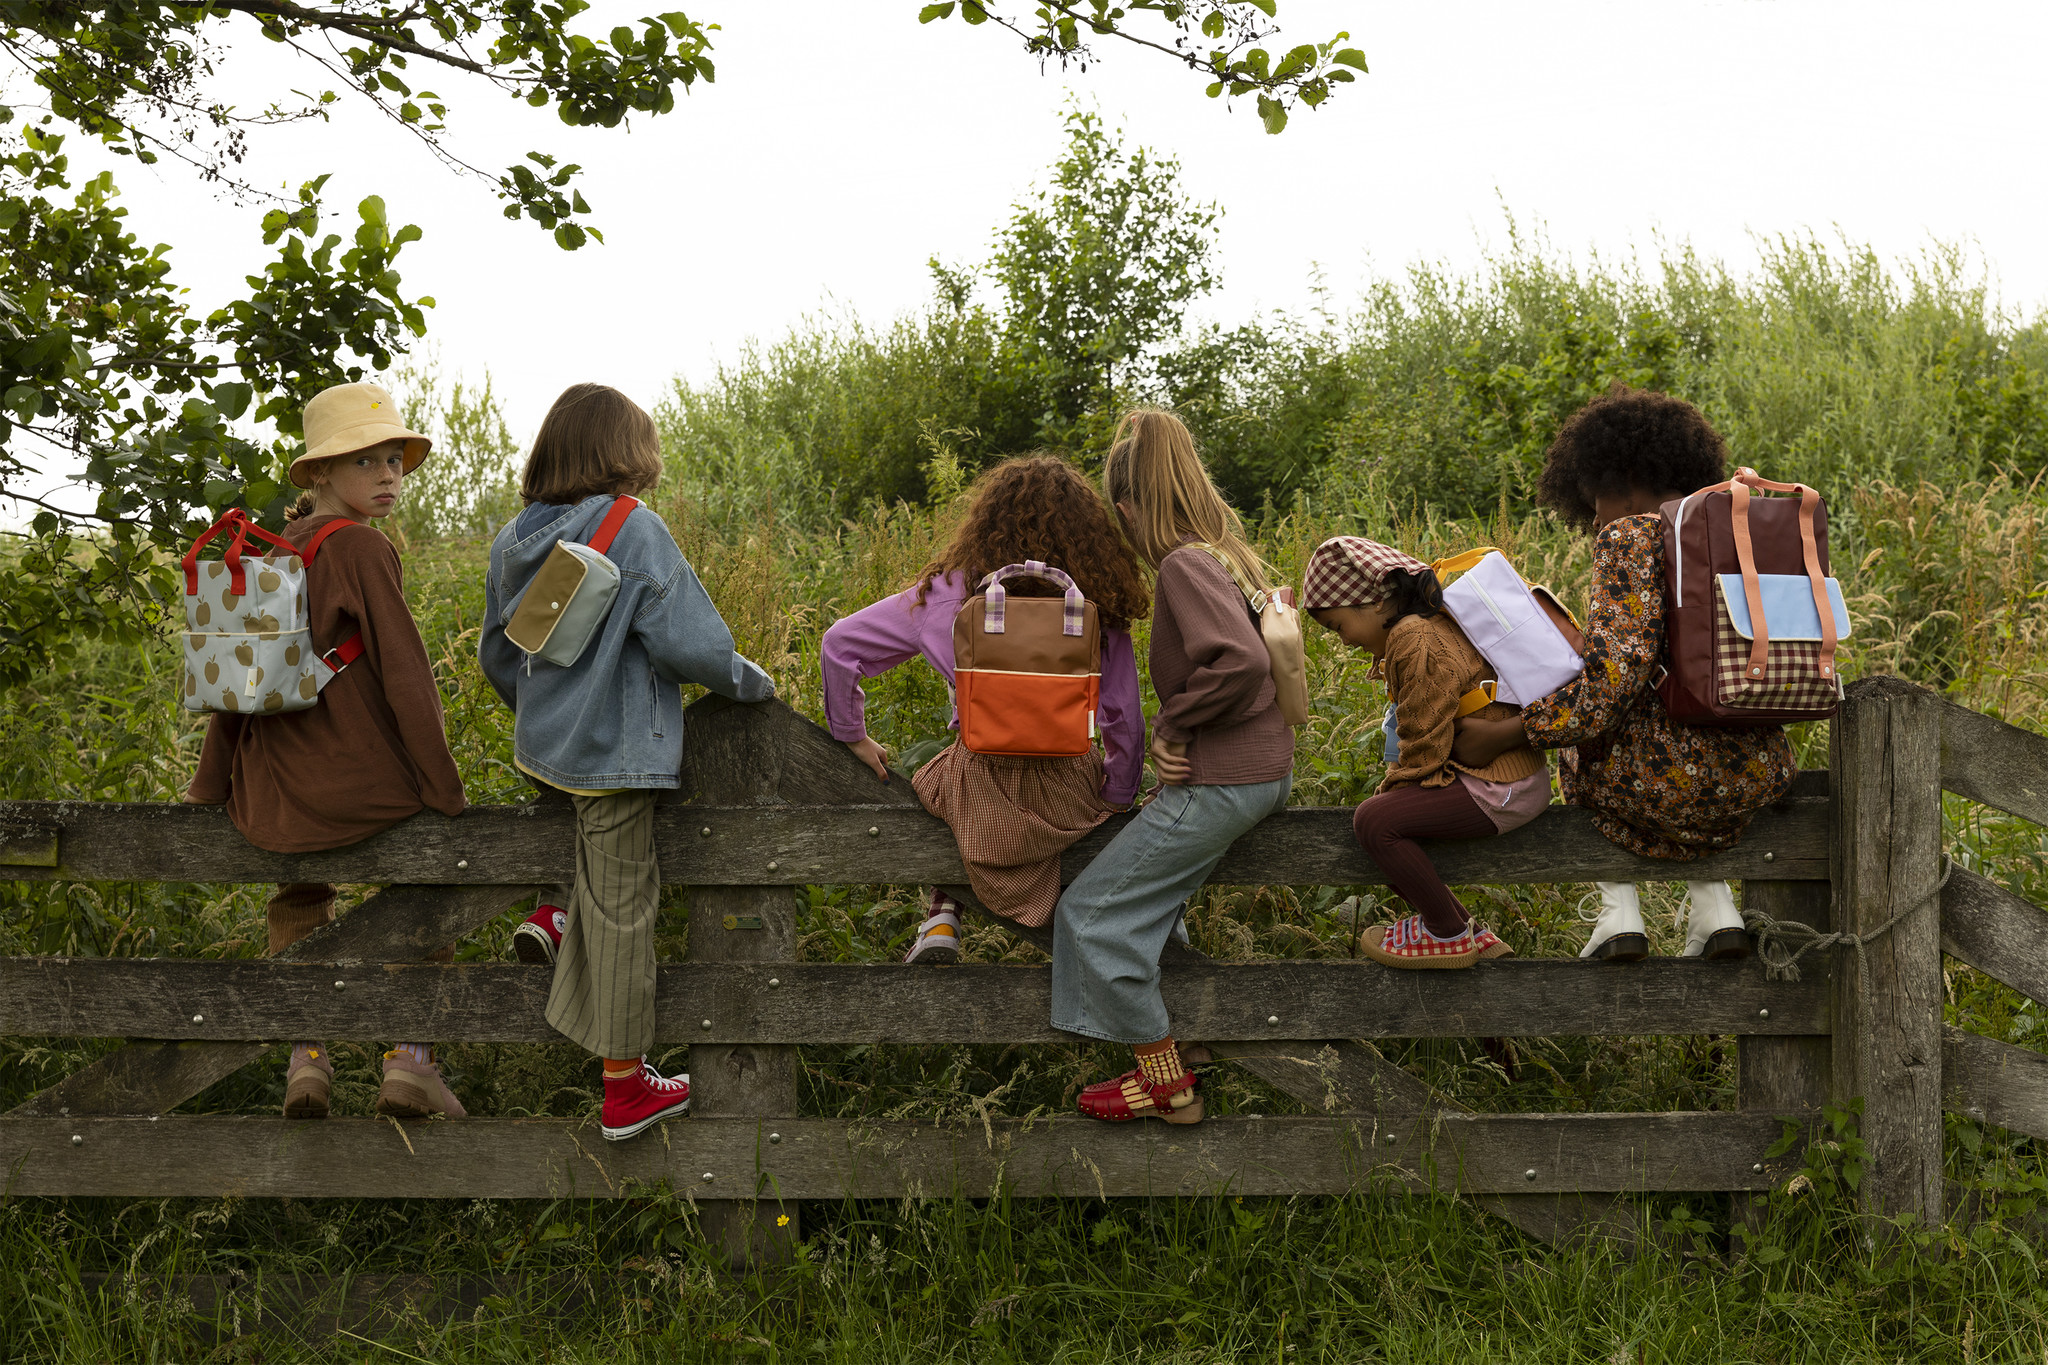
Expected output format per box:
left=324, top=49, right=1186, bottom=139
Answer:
left=602, top=1061, right=691, bottom=1141
left=514, top=904, right=566, bottom=965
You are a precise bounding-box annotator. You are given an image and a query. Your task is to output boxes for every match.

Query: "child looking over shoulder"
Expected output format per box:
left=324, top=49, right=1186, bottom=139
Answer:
left=822, top=454, right=1149, bottom=957
left=1453, top=386, right=1794, bottom=961
left=1303, top=538, right=1549, bottom=968
left=1054, top=408, right=1294, bottom=1128
left=480, top=383, right=775, bottom=1142
left=185, top=381, right=468, bottom=1122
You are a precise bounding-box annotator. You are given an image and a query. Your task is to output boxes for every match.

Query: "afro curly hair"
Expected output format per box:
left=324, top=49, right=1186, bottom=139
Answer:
left=1536, top=385, right=1730, bottom=530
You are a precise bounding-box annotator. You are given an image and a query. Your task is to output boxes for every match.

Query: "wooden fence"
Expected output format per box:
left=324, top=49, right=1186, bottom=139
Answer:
left=2, top=676, right=2046, bottom=1264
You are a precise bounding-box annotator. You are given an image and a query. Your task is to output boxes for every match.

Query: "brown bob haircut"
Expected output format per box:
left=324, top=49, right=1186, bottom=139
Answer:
left=521, top=383, right=665, bottom=506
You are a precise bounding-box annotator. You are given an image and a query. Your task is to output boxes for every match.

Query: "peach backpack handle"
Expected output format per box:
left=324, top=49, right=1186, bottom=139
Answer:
left=1727, top=468, right=1836, bottom=685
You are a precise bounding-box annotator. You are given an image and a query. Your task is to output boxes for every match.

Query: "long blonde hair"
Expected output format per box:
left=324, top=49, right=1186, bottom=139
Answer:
left=1102, top=407, right=1271, bottom=591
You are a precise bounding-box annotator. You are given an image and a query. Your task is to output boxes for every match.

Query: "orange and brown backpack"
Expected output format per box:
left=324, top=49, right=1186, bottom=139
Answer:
left=953, top=561, right=1100, bottom=757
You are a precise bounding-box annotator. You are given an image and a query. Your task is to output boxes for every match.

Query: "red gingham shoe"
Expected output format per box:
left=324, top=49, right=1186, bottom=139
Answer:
left=1472, top=925, right=1515, bottom=960
left=1359, top=914, right=1480, bottom=969
left=1077, top=1068, right=1203, bottom=1125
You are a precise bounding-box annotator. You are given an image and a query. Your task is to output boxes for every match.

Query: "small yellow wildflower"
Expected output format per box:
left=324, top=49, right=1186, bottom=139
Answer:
left=777, top=1214, right=791, bottom=1227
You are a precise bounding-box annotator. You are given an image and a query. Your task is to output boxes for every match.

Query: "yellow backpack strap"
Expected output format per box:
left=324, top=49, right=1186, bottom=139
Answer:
left=1456, top=680, right=1499, bottom=718
left=1430, top=546, right=1500, bottom=580
left=1191, top=542, right=1270, bottom=612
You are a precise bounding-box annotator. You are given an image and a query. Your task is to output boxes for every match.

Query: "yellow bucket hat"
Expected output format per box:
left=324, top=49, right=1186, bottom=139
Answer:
left=289, top=381, right=433, bottom=488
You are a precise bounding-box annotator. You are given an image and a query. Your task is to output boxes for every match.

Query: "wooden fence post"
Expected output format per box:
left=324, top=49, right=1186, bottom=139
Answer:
left=1735, top=877, right=1831, bottom=1234
left=681, top=697, right=804, bottom=1268
left=1829, top=677, right=1946, bottom=1225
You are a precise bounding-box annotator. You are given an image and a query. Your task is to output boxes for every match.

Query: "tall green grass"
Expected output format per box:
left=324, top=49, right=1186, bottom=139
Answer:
left=6, top=235, right=2048, bottom=1360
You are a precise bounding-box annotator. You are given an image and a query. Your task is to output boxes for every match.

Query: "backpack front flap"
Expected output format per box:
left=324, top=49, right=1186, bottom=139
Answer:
left=953, top=562, right=1100, bottom=757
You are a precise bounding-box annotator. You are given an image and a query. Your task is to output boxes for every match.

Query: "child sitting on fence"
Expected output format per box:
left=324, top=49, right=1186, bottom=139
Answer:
left=184, top=380, right=469, bottom=1122
left=822, top=455, right=1150, bottom=957
left=1054, top=408, right=1294, bottom=1127
left=1303, top=538, right=1550, bottom=968
left=479, top=383, right=775, bottom=1142
left=1453, top=386, right=1795, bottom=960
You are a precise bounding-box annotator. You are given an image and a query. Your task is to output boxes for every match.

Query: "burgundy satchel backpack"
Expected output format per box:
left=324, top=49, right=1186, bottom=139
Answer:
left=1657, top=468, right=1851, bottom=727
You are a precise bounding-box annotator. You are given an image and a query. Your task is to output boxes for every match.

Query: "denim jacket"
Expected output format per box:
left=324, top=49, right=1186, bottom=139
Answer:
left=480, top=495, right=774, bottom=789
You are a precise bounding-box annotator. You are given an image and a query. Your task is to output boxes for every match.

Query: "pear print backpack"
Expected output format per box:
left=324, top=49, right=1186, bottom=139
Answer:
left=179, top=509, right=364, bottom=715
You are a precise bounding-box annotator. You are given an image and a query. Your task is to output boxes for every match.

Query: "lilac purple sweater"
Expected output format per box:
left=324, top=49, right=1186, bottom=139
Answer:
left=820, top=571, right=1146, bottom=806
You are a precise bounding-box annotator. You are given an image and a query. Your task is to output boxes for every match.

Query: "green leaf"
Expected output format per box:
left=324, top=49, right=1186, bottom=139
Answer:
left=1257, top=95, right=1288, bottom=135
left=357, top=196, right=389, bottom=231
left=919, top=2, right=956, bottom=20
left=211, top=382, right=253, bottom=420
left=3, top=385, right=42, bottom=424
left=1332, top=47, right=1368, bottom=71
left=554, top=222, right=588, bottom=251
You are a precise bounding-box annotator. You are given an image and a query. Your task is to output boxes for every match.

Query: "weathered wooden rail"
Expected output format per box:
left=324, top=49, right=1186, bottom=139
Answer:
left=1, top=677, right=2045, bottom=1263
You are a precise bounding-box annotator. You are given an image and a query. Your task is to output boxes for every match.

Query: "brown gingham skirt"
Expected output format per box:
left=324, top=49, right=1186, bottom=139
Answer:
left=911, top=742, right=1115, bottom=927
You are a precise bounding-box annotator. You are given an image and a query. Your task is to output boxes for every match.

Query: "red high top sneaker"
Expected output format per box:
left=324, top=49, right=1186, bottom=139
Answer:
left=601, top=1060, right=691, bottom=1141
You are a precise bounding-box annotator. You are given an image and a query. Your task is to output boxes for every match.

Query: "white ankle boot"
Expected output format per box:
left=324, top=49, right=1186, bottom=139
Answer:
left=1578, top=882, right=1649, bottom=962
left=1682, top=880, right=1751, bottom=959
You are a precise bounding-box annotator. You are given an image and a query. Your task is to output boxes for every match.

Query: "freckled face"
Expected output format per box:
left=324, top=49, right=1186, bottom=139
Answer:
left=314, top=439, right=408, bottom=520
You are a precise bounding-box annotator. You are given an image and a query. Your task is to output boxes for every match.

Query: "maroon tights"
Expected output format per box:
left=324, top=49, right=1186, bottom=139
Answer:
left=1352, top=783, right=1496, bottom=937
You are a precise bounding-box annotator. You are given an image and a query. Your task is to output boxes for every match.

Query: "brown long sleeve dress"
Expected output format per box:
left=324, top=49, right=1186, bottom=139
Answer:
left=189, top=514, right=466, bottom=950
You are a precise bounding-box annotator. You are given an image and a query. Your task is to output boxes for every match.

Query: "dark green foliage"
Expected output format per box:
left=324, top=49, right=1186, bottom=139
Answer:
left=989, top=105, right=1221, bottom=442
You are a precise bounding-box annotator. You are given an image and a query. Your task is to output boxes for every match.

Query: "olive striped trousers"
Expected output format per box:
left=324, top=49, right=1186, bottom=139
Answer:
left=545, top=790, right=661, bottom=1060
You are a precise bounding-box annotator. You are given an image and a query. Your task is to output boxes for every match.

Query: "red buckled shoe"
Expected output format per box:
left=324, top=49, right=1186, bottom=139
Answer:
left=1077, top=1067, right=1203, bottom=1125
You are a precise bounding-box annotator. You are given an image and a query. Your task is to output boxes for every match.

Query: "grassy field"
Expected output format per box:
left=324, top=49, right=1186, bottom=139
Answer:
left=6, top=230, right=2048, bottom=1359
left=5, top=466, right=2048, bottom=1361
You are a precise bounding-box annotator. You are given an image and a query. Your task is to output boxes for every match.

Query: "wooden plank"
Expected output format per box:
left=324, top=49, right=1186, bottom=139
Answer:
left=9, top=885, right=533, bottom=1118
left=0, top=956, right=1833, bottom=1045
left=0, top=817, right=58, bottom=866
left=1830, top=676, right=1947, bottom=1223
left=1738, top=881, right=1835, bottom=1113
left=0, top=1112, right=1803, bottom=1200
left=1939, top=696, right=2048, bottom=826
left=1942, top=1024, right=2048, bottom=1143
left=0, top=786, right=1831, bottom=888
left=1735, top=879, right=1833, bottom=1239
left=1939, top=865, right=2048, bottom=1006
left=679, top=695, right=801, bottom=1268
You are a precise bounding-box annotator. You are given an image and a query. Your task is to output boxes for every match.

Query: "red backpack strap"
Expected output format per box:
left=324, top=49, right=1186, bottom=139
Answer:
left=299, top=517, right=360, bottom=565
left=587, top=496, right=639, bottom=556
left=297, top=518, right=368, bottom=683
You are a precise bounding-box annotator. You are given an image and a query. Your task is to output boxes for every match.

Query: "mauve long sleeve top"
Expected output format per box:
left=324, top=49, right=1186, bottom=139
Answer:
left=820, top=571, right=1146, bottom=806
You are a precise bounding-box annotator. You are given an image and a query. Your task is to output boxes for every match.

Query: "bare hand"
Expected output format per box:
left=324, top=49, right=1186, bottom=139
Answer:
left=846, top=736, right=891, bottom=782
left=1451, top=714, right=1526, bottom=768
left=1149, top=733, right=1192, bottom=786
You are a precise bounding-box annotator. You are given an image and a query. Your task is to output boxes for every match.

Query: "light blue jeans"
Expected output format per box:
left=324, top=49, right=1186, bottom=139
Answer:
left=1050, top=773, right=1293, bottom=1044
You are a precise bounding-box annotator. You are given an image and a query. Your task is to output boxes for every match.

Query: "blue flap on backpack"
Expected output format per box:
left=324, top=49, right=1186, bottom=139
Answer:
left=1717, top=574, right=1853, bottom=642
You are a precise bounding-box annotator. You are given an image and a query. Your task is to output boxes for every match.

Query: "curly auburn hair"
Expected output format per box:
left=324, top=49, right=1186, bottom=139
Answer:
left=1536, top=385, right=1730, bottom=530
left=916, top=454, right=1151, bottom=631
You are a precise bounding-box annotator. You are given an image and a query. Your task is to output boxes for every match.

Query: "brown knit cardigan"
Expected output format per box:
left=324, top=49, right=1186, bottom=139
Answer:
left=1377, top=612, right=1547, bottom=794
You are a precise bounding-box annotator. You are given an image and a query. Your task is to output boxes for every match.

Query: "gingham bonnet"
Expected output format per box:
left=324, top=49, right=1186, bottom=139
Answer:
left=1300, top=536, right=1430, bottom=610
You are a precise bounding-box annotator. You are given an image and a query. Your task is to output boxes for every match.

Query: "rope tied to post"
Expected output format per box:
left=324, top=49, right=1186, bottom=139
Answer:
left=1741, top=855, right=1954, bottom=983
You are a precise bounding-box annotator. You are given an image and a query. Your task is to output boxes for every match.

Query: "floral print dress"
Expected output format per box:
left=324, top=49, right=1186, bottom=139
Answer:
left=1521, top=514, right=1795, bottom=860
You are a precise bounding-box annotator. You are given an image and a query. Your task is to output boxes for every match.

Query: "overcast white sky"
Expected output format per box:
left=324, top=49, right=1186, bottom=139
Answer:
left=9, top=0, right=2047, bottom=512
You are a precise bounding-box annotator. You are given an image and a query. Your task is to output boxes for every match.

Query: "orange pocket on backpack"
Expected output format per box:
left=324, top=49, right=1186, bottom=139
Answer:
left=956, top=669, right=1099, bottom=757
